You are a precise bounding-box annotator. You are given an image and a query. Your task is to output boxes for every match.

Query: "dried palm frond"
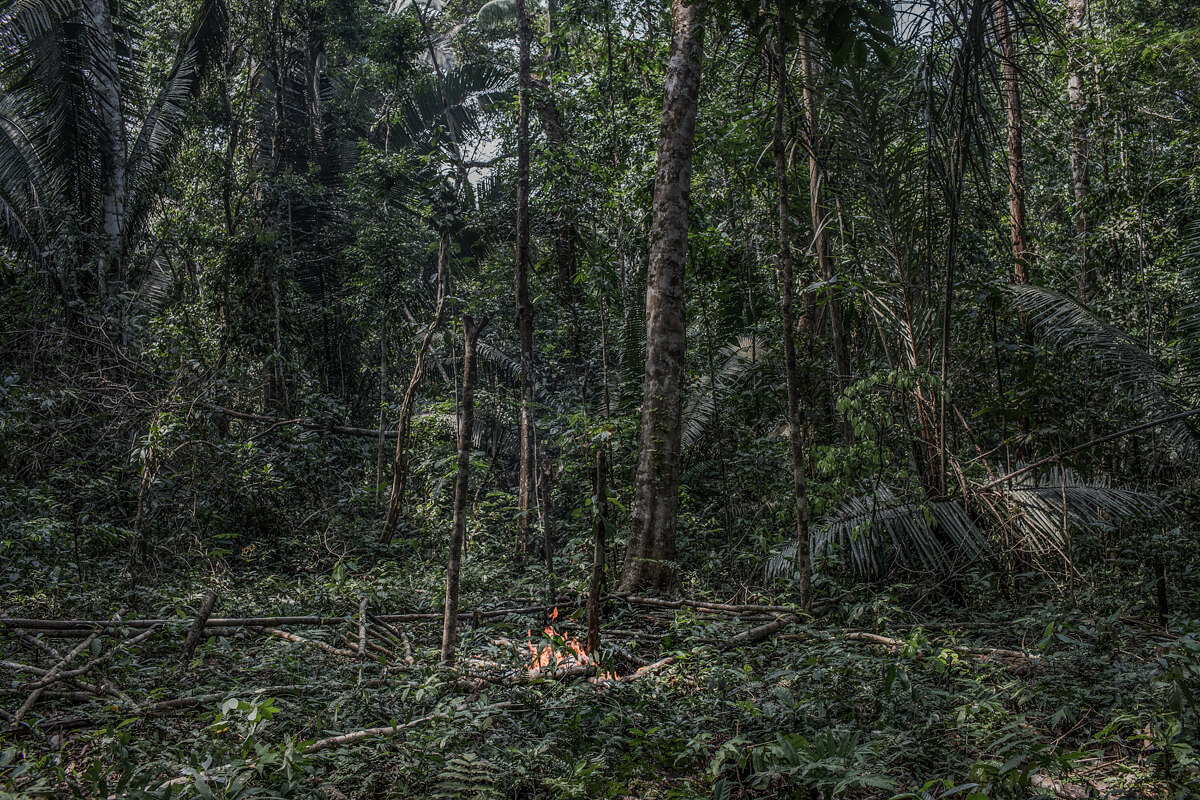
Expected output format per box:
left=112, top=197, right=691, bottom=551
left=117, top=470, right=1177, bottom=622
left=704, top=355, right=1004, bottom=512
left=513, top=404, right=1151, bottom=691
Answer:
left=982, top=465, right=1164, bottom=557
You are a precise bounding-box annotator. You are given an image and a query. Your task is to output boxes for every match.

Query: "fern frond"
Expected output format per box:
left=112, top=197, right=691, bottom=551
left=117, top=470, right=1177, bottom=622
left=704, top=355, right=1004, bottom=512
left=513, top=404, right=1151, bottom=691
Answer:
left=767, top=485, right=985, bottom=580
left=431, top=752, right=505, bottom=799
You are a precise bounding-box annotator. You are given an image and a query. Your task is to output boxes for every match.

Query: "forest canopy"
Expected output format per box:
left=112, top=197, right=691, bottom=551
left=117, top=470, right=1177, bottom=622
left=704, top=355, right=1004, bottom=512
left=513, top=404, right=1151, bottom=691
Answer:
left=1, top=0, right=1198, bottom=797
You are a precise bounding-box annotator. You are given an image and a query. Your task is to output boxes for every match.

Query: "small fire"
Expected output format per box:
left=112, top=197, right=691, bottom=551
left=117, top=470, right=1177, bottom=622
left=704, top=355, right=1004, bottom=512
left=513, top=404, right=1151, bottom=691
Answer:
left=526, top=607, right=617, bottom=680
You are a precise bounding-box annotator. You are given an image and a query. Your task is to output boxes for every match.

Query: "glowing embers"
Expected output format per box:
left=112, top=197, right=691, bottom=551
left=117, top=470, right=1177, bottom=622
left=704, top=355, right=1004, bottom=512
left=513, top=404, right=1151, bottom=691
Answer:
left=525, top=607, right=617, bottom=680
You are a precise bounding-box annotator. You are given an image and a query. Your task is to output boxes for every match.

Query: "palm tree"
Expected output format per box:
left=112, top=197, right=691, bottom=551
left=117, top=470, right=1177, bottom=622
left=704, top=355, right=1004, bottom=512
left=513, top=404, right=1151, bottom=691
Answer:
left=0, top=0, right=228, bottom=309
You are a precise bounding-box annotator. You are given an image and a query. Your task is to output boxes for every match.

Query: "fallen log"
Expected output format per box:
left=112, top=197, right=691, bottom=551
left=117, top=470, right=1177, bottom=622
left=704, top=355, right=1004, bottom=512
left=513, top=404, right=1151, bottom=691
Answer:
left=343, top=630, right=394, bottom=661
left=609, top=645, right=652, bottom=668
left=8, top=628, right=103, bottom=728
left=367, top=616, right=415, bottom=665
left=720, top=616, right=800, bottom=650
left=304, top=701, right=522, bottom=754
left=26, top=626, right=159, bottom=691
left=842, top=631, right=1038, bottom=662
left=619, top=656, right=676, bottom=681
left=1, top=604, right=570, bottom=636
left=621, top=597, right=803, bottom=617
left=1029, top=772, right=1094, bottom=800
left=254, top=627, right=360, bottom=659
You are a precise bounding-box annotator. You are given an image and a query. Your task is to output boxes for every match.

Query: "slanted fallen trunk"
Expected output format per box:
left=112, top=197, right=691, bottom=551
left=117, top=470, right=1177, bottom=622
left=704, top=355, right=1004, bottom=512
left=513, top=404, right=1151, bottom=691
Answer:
left=179, top=589, right=219, bottom=667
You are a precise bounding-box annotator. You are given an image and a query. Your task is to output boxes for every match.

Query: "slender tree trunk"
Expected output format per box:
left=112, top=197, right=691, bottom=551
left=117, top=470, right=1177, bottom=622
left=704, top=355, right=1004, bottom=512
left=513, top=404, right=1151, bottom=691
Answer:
left=306, top=29, right=326, bottom=163
left=269, top=0, right=285, bottom=167
left=799, top=31, right=852, bottom=441
left=376, top=320, right=388, bottom=508
left=698, top=280, right=732, bottom=539
left=773, top=16, right=811, bottom=611
left=441, top=315, right=487, bottom=665
left=587, top=448, right=608, bottom=654
left=380, top=238, right=449, bottom=544
left=619, top=0, right=704, bottom=593
left=1067, top=0, right=1094, bottom=302
left=996, top=0, right=1029, bottom=283
left=540, top=457, right=558, bottom=603
left=381, top=0, right=465, bottom=544
left=515, top=0, right=537, bottom=560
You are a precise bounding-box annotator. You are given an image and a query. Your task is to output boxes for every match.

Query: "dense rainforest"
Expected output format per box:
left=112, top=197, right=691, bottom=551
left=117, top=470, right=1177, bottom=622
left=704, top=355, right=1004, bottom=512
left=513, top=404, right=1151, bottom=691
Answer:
left=1, top=0, right=1199, bottom=796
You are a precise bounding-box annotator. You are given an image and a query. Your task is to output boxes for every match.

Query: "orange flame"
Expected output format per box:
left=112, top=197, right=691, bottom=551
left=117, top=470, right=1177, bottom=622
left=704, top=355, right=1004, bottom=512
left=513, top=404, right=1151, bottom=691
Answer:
left=526, top=607, right=617, bottom=680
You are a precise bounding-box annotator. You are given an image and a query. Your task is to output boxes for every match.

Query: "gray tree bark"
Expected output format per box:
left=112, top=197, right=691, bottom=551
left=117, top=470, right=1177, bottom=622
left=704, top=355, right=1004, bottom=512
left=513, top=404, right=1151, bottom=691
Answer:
left=85, top=0, right=128, bottom=296
left=1067, top=0, right=1094, bottom=303
left=799, top=31, right=852, bottom=442
left=995, top=0, right=1029, bottom=283
left=441, top=316, right=487, bottom=665
left=619, top=0, right=704, bottom=593
left=774, top=15, right=812, bottom=611
left=587, top=448, right=608, bottom=652
left=515, top=0, right=537, bottom=560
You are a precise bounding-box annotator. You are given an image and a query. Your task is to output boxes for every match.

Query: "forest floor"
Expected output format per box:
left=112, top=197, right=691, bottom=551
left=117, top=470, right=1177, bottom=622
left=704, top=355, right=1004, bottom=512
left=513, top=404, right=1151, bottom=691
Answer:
left=2, top=554, right=1198, bottom=800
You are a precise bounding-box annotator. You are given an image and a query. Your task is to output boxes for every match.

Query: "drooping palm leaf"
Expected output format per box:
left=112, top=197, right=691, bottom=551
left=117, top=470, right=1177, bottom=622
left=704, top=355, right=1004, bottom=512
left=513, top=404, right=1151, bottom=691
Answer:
left=1007, top=282, right=1200, bottom=457
left=681, top=333, right=769, bottom=450
left=0, top=0, right=228, bottom=301
left=983, top=465, right=1164, bottom=557
left=393, top=63, right=511, bottom=155
left=767, top=467, right=1163, bottom=581
left=767, top=485, right=986, bottom=580
left=125, top=0, right=228, bottom=224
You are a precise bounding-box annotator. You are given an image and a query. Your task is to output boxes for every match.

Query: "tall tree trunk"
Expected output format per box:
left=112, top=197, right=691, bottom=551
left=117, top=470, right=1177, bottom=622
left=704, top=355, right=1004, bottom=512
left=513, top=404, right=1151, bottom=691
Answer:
left=799, top=31, right=852, bottom=441
left=774, top=15, right=811, bottom=611
left=515, top=0, right=537, bottom=560
left=996, top=0, right=1029, bottom=283
left=1067, top=0, right=1094, bottom=302
left=587, top=448, right=608, bottom=654
left=306, top=29, right=326, bottom=164
left=376, top=320, right=388, bottom=508
left=441, top=315, right=487, bottom=665
left=86, top=0, right=127, bottom=297
left=619, top=0, right=704, bottom=594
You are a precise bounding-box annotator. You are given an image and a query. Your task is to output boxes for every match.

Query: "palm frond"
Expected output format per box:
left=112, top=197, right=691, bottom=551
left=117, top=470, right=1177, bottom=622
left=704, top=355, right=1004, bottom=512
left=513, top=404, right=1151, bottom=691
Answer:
left=1173, top=227, right=1200, bottom=395
left=0, top=99, right=47, bottom=259
left=126, top=0, right=228, bottom=196
left=984, top=465, right=1164, bottom=556
left=476, top=0, right=516, bottom=28
left=0, top=0, right=76, bottom=52
left=861, top=286, right=935, bottom=371
left=393, top=64, right=512, bottom=154
left=766, top=467, right=1164, bottom=583
left=1008, top=283, right=1200, bottom=456
left=681, top=333, right=766, bottom=450
left=768, top=485, right=985, bottom=580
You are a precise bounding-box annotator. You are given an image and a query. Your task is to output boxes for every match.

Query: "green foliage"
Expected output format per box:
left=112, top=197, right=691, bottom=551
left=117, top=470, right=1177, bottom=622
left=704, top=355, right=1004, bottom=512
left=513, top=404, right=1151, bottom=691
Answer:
left=2, top=0, right=1200, bottom=796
